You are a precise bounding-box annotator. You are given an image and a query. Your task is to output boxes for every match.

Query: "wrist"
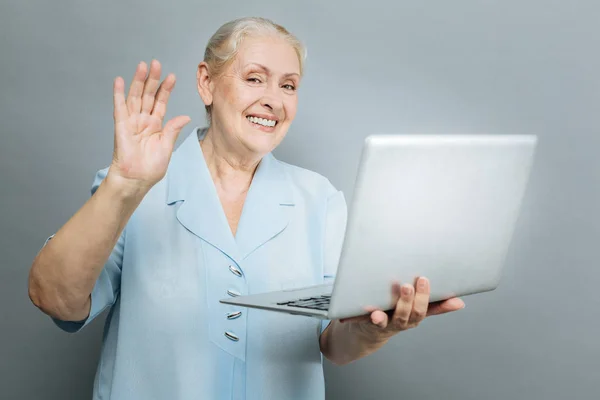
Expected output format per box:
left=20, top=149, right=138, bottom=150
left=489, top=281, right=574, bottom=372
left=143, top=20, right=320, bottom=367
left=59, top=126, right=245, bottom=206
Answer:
left=103, top=170, right=151, bottom=203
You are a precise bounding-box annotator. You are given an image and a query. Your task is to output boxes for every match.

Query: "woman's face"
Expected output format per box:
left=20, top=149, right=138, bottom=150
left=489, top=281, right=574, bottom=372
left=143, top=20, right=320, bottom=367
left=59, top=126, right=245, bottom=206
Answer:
left=199, top=35, right=301, bottom=158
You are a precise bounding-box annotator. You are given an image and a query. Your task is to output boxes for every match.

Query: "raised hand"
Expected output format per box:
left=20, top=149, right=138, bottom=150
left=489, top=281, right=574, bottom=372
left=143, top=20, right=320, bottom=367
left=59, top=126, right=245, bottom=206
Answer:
left=109, top=60, right=191, bottom=194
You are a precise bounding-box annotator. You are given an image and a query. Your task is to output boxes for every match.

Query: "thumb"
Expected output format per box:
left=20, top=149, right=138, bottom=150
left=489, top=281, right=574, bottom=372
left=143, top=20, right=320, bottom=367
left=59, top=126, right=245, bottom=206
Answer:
left=370, top=310, right=388, bottom=329
left=163, top=115, right=191, bottom=145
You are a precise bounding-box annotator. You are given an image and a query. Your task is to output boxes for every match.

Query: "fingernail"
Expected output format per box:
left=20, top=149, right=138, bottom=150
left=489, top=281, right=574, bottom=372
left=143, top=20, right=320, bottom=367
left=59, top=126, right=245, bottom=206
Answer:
left=402, top=285, right=413, bottom=296
left=417, top=277, right=428, bottom=292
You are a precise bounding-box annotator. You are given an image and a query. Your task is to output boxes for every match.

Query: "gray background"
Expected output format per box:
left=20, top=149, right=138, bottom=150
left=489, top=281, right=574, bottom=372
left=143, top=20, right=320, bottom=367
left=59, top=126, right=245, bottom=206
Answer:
left=1, top=0, right=598, bottom=399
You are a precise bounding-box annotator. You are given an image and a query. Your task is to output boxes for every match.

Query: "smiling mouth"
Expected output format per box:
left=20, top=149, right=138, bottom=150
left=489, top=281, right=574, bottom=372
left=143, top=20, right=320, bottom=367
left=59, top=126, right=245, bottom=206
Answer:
left=246, top=115, right=278, bottom=128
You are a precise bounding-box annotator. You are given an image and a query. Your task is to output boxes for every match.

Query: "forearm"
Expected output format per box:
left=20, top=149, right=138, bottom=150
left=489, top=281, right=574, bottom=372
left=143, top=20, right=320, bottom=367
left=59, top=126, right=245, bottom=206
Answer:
left=319, top=320, right=389, bottom=365
left=28, top=173, right=146, bottom=321
left=319, top=278, right=465, bottom=365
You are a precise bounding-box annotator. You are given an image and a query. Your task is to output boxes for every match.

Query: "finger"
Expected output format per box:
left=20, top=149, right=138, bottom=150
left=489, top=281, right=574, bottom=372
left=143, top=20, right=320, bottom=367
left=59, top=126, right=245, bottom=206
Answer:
left=427, top=298, right=465, bottom=317
left=370, top=310, right=389, bottom=329
left=339, top=304, right=383, bottom=323
left=113, top=76, right=128, bottom=124
left=162, top=115, right=191, bottom=146
left=339, top=314, right=371, bottom=324
left=391, top=284, right=415, bottom=330
left=126, top=61, right=148, bottom=115
left=390, top=281, right=402, bottom=303
left=141, top=60, right=162, bottom=114
left=409, top=277, right=430, bottom=325
left=152, top=73, right=176, bottom=121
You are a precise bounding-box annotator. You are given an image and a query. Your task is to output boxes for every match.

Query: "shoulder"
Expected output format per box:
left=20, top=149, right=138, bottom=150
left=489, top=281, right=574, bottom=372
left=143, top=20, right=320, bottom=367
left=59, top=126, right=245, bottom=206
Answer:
left=275, top=158, right=340, bottom=200
left=273, top=158, right=347, bottom=232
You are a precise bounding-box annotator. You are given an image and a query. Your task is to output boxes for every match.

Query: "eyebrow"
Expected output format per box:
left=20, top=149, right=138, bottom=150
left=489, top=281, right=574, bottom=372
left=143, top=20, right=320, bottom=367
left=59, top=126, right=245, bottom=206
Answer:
left=245, top=63, right=300, bottom=79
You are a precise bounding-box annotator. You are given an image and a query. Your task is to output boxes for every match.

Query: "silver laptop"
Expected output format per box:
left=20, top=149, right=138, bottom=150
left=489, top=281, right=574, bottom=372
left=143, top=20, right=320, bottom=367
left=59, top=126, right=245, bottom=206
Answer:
left=220, top=134, right=537, bottom=320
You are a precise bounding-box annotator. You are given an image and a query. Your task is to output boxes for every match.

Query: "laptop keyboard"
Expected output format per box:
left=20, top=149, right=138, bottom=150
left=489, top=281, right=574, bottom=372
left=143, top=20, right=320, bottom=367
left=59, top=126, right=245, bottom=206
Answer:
left=277, top=295, right=331, bottom=311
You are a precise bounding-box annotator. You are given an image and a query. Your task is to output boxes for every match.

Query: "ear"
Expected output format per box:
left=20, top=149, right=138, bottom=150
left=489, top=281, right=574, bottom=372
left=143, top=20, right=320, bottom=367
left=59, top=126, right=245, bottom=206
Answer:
left=196, top=62, right=213, bottom=107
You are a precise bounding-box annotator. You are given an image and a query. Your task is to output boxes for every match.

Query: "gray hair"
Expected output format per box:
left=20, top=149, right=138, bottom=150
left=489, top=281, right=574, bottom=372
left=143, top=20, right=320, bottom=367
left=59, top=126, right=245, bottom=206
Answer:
left=202, top=17, right=307, bottom=122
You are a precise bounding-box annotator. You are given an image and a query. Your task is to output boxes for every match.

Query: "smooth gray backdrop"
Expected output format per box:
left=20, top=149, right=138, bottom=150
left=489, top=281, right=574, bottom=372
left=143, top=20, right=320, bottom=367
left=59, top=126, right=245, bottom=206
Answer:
left=2, top=0, right=598, bottom=399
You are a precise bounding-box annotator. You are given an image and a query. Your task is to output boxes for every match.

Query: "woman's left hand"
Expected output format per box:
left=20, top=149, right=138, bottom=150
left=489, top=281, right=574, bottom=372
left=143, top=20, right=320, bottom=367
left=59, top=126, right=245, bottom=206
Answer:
left=339, top=277, right=465, bottom=343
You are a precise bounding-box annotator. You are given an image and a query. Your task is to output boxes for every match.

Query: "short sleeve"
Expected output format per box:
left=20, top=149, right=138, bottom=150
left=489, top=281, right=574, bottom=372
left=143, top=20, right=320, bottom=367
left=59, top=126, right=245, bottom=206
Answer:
left=47, top=167, right=125, bottom=333
left=320, top=188, right=348, bottom=335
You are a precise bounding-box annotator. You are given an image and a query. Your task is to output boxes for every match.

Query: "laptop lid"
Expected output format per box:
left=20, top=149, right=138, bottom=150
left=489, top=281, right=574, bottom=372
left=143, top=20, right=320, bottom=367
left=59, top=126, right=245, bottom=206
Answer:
left=327, top=134, right=537, bottom=320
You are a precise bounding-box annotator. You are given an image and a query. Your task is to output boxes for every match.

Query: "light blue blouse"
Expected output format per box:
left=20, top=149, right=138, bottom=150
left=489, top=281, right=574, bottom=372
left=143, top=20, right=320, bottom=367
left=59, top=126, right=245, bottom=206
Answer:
left=48, top=127, right=348, bottom=400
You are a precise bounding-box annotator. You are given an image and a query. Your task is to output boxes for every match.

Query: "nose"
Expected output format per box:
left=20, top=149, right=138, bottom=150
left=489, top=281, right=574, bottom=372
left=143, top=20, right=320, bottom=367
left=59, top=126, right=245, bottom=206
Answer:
left=260, top=83, right=284, bottom=113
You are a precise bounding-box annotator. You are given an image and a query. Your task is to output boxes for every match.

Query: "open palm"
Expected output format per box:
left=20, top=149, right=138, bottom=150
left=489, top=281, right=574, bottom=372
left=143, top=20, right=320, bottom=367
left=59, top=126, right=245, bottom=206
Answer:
left=111, top=60, right=190, bottom=191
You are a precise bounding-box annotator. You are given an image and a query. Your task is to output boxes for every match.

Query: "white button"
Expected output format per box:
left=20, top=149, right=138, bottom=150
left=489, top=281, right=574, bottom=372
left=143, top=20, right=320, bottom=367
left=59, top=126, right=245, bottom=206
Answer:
left=224, top=331, right=239, bottom=341
left=227, top=311, right=242, bottom=320
left=227, top=289, right=241, bottom=297
left=229, top=265, right=242, bottom=277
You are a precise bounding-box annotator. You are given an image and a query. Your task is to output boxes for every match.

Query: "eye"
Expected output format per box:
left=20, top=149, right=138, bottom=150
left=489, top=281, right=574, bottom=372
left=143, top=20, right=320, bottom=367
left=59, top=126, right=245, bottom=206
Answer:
left=247, top=77, right=262, bottom=84
left=282, top=84, right=296, bottom=91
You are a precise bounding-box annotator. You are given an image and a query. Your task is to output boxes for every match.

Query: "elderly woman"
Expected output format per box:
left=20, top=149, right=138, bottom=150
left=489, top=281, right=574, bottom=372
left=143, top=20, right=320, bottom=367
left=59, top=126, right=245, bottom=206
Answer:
left=28, top=17, right=464, bottom=400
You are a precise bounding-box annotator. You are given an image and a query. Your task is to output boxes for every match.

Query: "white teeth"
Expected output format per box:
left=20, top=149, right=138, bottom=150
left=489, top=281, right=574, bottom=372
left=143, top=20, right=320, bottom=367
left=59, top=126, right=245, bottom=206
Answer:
left=247, top=116, right=276, bottom=127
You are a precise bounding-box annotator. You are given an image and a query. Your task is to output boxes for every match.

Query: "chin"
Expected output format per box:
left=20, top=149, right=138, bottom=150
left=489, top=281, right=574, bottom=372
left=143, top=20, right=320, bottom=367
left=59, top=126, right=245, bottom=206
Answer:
left=242, top=127, right=287, bottom=155
left=244, top=134, right=283, bottom=155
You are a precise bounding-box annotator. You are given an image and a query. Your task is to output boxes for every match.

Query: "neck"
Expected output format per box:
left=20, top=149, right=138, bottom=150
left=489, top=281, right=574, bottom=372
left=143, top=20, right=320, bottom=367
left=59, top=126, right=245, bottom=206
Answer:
left=200, top=127, right=260, bottom=194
